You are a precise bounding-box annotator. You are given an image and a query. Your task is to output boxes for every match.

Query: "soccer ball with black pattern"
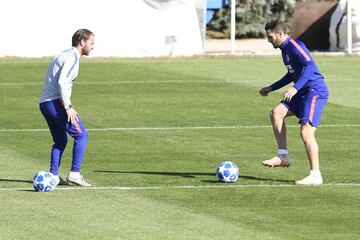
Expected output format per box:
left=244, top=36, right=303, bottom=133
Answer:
left=216, top=161, right=240, bottom=183
left=33, top=171, right=56, bottom=192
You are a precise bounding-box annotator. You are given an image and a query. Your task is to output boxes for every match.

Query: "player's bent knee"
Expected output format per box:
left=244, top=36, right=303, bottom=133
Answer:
left=270, top=108, right=285, bottom=121
left=269, top=110, right=274, bottom=119
left=83, top=131, right=88, bottom=140
left=300, top=125, right=316, bottom=142
left=54, top=136, right=68, bottom=149
left=79, top=130, right=88, bottom=141
left=73, top=130, right=88, bottom=142
left=54, top=140, right=67, bottom=150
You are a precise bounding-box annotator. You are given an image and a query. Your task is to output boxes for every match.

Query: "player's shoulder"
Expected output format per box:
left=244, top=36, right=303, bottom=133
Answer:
left=56, top=48, right=77, bottom=63
left=288, top=38, right=311, bottom=61
left=288, top=38, right=308, bottom=51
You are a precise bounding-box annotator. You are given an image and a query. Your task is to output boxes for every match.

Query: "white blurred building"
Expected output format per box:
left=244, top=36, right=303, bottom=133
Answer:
left=329, top=0, right=360, bottom=51
left=0, top=0, right=204, bottom=57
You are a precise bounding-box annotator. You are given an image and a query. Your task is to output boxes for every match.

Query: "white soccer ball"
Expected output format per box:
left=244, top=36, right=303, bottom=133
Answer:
left=216, top=161, right=240, bottom=183
left=33, top=171, right=57, bottom=192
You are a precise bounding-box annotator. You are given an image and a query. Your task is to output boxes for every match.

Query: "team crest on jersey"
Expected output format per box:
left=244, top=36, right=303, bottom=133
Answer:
left=285, top=64, right=295, bottom=73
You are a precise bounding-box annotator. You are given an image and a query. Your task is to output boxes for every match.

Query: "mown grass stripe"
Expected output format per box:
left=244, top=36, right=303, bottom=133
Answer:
left=0, top=124, right=359, bottom=133
left=1, top=183, right=360, bottom=192
left=0, top=79, right=356, bottom=86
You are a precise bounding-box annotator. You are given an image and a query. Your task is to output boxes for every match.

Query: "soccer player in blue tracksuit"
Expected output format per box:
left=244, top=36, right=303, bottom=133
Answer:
left=39, top=29, right=94, bottom=187
left=259, top=20, right=329, bottom=185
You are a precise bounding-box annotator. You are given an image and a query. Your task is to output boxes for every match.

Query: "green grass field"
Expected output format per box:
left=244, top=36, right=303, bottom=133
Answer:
left=0, top=56, right=359, bottom=239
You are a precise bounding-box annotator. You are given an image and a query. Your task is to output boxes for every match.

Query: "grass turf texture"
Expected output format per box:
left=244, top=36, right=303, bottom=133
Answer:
left=0, top=56, right=359, bottom=239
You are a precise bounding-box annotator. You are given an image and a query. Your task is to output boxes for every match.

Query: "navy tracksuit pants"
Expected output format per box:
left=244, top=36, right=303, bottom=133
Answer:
left=39, top=99, right=88, bottom=176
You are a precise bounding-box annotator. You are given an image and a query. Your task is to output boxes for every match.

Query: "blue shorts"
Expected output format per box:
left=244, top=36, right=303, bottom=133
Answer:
left=281, top=92, right=328, bottom=128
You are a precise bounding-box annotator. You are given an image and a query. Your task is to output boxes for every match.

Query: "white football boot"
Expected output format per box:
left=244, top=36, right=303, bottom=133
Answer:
left=262, top=154, right=291, bottom=168
left=295, top=175, right=323, bottom=186
left=66, top=174, right=91, bottom=187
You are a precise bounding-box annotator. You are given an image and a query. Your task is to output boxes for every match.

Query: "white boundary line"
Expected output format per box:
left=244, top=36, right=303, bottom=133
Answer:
left=0, top=79, right=356, bottom=86
left=0, top=124, right=359, bottom=133
left=0, top=183, right=360, bottom=191
left=0, top=80, right=265, bottom=86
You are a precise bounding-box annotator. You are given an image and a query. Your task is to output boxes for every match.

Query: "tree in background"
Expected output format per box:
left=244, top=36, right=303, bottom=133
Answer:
left=207, top=0, right=296, bottom=39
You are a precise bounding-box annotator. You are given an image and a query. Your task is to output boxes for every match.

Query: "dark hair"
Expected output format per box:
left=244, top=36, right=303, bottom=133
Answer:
left=265, top=19, right=288, bottom=34
left=72, top=29, right=94, bottom=47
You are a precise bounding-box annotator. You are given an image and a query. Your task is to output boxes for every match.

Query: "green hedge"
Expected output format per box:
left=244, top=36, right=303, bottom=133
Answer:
left=207, top=0, right=296, bottom=39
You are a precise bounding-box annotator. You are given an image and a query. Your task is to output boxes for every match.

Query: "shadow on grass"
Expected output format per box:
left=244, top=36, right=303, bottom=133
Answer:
left=94, top=170, right=214, bottom=178
left=202, top=175, right=294, bottom=184
left=0, top=178, right=32, bottom=184
left=18, top=189, right=37, bottom=192
left=94, top=171, right=293, bottom=183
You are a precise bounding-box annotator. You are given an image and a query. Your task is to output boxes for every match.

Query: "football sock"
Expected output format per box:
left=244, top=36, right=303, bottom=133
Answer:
left=277, top=149, right=288, bottom=155
left=53, top=175, right=60, bottom=185
left=310, top=170, right=322, bottom=178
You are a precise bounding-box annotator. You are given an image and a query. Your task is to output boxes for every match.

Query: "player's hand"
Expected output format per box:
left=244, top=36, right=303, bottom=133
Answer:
left=283, top=87, right=298, bottom=102
left=259, top=86, right=272, bottom=96
left=66, top=108, right=79, bottom=124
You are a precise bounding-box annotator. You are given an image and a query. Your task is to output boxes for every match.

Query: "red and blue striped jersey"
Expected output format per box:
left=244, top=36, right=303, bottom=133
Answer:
left=271, top=37, right=329, bottom=98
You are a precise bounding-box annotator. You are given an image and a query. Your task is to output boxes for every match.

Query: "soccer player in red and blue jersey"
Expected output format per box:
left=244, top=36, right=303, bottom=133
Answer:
left=259, top=20, right=329, bottom=185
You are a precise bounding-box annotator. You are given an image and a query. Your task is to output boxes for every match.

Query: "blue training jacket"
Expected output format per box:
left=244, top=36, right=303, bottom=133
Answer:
left=271, top=37, right=329, bottom=98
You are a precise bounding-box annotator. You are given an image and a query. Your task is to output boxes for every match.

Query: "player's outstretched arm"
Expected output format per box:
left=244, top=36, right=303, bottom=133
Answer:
left=259, top=86, right=272, bottom=96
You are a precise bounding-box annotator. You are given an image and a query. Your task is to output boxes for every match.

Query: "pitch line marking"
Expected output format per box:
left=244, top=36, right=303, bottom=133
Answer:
left=0, top=79, right=355, bottom=86
left=0, top=124, right=359, bottom=133
left=0, top=183, right=360, bottom=192
left=0, top=80, right=266, bottom=86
